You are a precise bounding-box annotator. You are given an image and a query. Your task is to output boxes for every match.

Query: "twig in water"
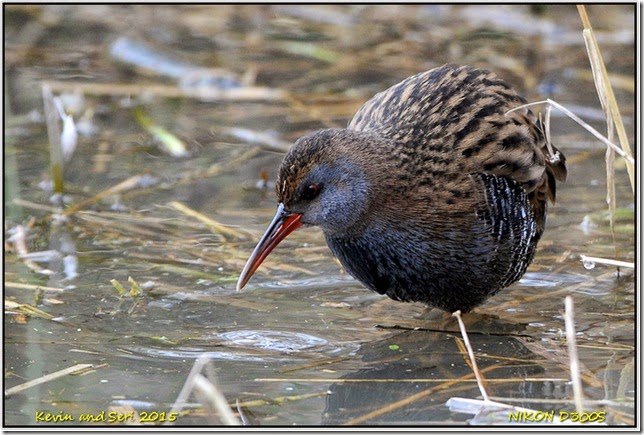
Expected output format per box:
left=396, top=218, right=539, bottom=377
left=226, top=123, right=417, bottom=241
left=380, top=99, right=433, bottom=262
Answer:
left=579, top=255, right=634, bottom=269
left=5, top=363, right=94, bottom=397
left=452, top=310, right=489, bottom=402
left=63, top=175, right=144, bottom=215
left=168, top=201, right=250, bottom=241
left=5, top=281, right=65, bottom=293
left=564, top=296, right=584, bottom=414
left=192, top=373, right=240, bottom=426
left=167, top=355, right=240, bottom=426
left=235, top=399, right=256, bottom=426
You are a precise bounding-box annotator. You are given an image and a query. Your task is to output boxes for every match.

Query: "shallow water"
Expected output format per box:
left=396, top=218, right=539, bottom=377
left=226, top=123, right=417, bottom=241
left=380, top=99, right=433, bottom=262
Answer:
left=4, top=5, right=635, bottom=427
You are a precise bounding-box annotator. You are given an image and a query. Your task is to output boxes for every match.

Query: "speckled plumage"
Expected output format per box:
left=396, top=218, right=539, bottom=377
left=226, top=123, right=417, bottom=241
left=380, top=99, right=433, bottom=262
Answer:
left=239, top=64, right=567, bottom=312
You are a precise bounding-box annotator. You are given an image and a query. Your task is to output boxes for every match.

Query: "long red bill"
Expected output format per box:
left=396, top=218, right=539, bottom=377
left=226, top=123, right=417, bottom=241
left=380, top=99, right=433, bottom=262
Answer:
left=236, top=203, right=303, bottom=291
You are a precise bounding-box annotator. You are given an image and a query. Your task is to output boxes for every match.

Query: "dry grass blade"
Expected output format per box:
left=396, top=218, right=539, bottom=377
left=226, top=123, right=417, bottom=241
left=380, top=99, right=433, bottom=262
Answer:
left=5, top=363, right=94, bottom=397
left=64, top=175, right=144, bottom=215
left=564, top=296, right=584, bottom=414
left=168, top=201, right=250, bottom=241
left=11, top=198, right=60, bottom=213
left=577, top=5, right=634, bottom=193
left=5, top=281, right=65, bottom=293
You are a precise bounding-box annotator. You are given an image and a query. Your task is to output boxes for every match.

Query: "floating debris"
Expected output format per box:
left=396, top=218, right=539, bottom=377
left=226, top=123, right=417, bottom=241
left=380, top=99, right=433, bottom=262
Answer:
left=133, top=107, right=189, bottom=158
left=110, top=36, right=241, bottom=89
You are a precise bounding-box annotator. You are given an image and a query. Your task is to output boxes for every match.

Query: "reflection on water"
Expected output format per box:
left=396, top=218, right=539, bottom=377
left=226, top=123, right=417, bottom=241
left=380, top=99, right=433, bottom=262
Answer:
left=4, top=4, right=635, bottom=427
left=322, top=328, right=551, bottom=425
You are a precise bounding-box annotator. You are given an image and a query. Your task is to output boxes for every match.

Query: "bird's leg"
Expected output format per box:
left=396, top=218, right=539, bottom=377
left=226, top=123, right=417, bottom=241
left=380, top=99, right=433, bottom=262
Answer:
left=452, top=310, right=490, bottom=402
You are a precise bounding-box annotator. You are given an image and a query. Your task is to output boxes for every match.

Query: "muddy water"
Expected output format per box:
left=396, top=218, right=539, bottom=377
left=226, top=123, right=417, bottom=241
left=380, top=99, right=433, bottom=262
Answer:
left=4, top=5, right=635, bottom=427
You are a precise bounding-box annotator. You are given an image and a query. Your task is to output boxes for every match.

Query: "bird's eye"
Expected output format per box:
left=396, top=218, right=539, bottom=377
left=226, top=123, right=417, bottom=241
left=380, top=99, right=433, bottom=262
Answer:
left=301, top=183, right=321, bottom=200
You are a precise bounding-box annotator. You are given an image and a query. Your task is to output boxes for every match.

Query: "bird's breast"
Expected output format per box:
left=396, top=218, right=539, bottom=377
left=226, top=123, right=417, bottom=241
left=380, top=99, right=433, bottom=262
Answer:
left=323, top=173, right=540, bottom=312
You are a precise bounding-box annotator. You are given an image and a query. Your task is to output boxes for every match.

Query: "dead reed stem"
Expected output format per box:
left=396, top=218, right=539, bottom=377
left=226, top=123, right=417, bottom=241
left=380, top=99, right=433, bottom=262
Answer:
left=42, top=80, right=287, bottom=102
left=42, top=84, right=64, bottom=195
left=167, top=355, right=241, bottom=426
left=564, top=296, right=585, bottom=414
left=5, top=281, right=65, bottom=293
left=63, top=175, right=144, bottom=215
left=577, top=5, right=635, bottom=193
left=5, top=363, right=95, bottom=397
left=168, top=201, right=250, bottom=240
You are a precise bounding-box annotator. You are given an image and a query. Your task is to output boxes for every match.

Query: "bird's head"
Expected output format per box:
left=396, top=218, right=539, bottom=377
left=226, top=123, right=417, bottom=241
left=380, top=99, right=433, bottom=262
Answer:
left=236, top=128, right=378, bottom=290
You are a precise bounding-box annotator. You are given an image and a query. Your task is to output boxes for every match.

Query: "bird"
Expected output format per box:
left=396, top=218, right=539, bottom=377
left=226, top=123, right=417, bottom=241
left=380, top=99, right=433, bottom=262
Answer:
left=236, top=64, right=567, bottom=313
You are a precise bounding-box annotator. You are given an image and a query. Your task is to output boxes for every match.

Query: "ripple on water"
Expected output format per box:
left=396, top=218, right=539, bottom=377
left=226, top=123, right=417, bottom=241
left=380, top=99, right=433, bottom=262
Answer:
left=518, top=271, right=583, bottom=287
left=260, top=274, right=356, bottom=290
left=119, top=346, right=302, bottom=363
left=118, top=330, right=330, bottom=364
left=219, top=330, right=328, bottom=353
